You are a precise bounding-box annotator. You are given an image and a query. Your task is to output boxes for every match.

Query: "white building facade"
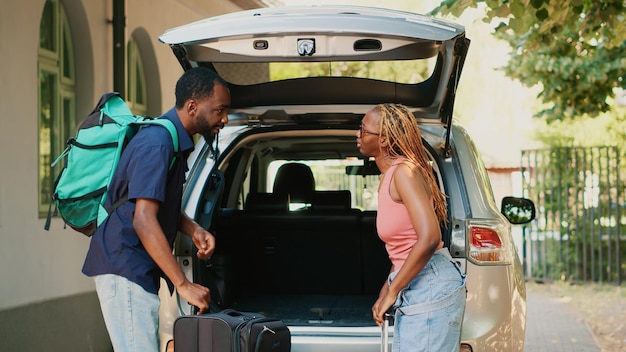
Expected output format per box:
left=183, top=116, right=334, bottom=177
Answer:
left=0, top=1, right=271, bottom=350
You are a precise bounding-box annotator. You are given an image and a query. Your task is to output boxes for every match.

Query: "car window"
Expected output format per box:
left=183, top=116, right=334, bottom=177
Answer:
left=268, top=159, right=380, bottom=211
left=213, top=58, right=436, bottom=86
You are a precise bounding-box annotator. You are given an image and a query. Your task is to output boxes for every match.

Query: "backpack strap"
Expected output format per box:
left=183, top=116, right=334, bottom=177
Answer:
left=135, top=118, right=180, bottom=169
left=105, top=118, right=181, bottom=217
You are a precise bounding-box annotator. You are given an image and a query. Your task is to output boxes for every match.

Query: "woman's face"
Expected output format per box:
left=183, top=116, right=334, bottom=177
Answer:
left=356, top=107, right=381, bottom=158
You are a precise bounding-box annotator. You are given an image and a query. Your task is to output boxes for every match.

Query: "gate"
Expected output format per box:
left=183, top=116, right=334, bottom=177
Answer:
left=521, top=146, right=624, bottom=284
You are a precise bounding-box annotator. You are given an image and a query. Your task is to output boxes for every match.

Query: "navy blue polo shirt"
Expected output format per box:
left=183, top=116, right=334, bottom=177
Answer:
left=82, top=108, right=195, bottom=294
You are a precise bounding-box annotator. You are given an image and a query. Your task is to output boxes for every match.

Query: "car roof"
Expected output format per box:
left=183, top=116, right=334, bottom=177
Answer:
left=159, top=5, right=469, bottom=149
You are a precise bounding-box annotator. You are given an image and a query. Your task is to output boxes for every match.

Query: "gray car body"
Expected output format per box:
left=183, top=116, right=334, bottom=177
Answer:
left=157, top=6, right=528, bottom=352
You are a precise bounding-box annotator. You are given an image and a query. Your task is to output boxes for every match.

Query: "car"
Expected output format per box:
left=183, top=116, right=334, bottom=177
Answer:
left=156, top=5, right=536, bottom=352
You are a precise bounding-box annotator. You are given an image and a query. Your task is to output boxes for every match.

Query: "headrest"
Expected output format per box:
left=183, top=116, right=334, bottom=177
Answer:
left=245, top=192, right=289, bottom=213
left=310, top=190, right=351, bottom=211
left=273, top=162, right=315, bottom=203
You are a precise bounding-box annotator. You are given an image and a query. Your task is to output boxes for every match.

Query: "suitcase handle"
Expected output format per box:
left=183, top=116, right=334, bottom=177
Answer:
left=381, top=312, right=392, bottom=352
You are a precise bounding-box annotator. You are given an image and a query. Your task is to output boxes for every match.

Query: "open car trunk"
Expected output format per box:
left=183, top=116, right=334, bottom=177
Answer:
left=180, top=127, right=450, bottom=328
left=159, top=5, right=470, bottom=154
left=201, top=208, right=391, bottom=327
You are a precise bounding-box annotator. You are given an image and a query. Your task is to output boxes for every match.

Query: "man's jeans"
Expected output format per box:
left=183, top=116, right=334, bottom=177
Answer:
left=94, top=274, right=160, bottom=352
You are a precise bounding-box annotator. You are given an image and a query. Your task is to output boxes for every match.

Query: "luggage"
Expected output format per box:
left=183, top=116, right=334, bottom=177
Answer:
left=173, top=309, right=291, bottom=352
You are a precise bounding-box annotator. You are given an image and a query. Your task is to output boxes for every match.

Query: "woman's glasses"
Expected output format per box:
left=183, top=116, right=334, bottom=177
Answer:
left=359, top=124, right=380, bottom=136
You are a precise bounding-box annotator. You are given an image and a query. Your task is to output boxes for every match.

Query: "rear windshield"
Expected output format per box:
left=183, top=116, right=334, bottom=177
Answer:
left=213, top=58, right=437, bottom=86
left=267, top=159, right=381, bottom=211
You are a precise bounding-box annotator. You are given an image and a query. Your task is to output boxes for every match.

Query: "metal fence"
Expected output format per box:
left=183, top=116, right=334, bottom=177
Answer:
left=520, top=146, right=624, bottom=284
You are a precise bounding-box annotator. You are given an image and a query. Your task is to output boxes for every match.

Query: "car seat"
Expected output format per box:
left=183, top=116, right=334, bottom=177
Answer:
left=272, top=162, right=315, bottom=204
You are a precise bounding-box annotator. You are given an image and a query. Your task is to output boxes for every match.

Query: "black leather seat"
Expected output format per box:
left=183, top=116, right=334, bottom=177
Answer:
left=216, top=163, right=370, bottom=297
left=245, top=192, right=289, bottom=213
left=310, top=190, right=354, bottom=212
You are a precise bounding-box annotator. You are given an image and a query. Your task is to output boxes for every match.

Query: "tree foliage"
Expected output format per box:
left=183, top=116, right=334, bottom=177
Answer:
left=270, top=61, right=431, bottom=84
left=431, top=0, right=626, bottom=122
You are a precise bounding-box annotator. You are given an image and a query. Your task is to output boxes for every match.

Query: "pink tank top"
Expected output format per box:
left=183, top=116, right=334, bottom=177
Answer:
left=376, top=159, right=416, bottom=271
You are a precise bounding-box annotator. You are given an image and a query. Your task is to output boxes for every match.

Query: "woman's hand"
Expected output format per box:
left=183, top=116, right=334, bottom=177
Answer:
left=372, top=292, right=396, bottom=326
left=372, top=282, right=396, bottom=326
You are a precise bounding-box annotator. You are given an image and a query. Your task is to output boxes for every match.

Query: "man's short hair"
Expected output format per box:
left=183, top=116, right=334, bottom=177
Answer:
left=175, top=67, right=228, bottom=108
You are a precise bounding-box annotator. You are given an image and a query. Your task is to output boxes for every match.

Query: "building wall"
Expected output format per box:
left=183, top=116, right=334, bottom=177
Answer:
left=0, top=1, right=263, bottom=350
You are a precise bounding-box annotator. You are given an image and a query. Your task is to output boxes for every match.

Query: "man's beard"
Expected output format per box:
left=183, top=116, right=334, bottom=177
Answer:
left=203, top=132, right=215, bottom=144
left=197, top=115, right=216, bottom=142
left=202, top=130, right=213, bottom=143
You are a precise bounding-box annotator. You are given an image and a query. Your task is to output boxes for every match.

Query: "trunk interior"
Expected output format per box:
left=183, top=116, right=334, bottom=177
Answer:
left=196, top=201, right=392, bottom=327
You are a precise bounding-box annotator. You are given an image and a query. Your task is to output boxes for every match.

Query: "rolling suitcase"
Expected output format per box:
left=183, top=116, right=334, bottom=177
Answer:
left=174, top=309, right=291, bottom=352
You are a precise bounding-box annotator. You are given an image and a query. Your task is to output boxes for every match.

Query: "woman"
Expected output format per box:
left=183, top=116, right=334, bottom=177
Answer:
left=357, top=103, right=466, bottom=351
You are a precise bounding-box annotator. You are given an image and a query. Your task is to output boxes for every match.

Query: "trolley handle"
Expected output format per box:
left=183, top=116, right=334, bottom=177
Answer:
left=381, top=312, right=392, bottom=352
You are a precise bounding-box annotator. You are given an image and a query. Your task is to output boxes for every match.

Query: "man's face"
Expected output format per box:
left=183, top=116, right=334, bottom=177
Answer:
left=195, top=83, right=231, bottom=141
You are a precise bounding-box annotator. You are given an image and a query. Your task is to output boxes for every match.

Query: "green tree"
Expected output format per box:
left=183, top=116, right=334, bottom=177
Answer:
left=431, top=0, right=626, bottom=122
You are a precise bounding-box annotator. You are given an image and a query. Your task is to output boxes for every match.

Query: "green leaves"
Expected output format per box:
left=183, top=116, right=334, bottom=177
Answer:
left=530, top=0, right=545, bottom=9
left=536, top=8, right=549, bottom=20
left=431, top=0, right=626, bottom=122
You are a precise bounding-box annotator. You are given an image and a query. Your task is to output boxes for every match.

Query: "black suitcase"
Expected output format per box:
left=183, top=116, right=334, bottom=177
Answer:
left=174, top=309, right=291, bottom=352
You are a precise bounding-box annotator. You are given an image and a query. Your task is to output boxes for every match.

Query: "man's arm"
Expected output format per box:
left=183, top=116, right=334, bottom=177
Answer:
left=133, top=198, right=211, bottom=313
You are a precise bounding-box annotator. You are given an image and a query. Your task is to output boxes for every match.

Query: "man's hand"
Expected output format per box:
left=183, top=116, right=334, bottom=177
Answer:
left=177, top=280, right=211, bottom=314
left=192, top=227, right=216, bottom=260
left=179, top=211, right=216, bottom=260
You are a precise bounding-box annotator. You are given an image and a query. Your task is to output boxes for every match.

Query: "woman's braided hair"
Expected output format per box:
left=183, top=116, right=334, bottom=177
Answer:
left=376, top=103, right=448, bottom=226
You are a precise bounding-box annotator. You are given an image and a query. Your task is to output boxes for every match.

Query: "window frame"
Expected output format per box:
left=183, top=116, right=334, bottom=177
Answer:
left=38, top=0, right=75, bottom=217
left=126, top=38, right=148, bottom=116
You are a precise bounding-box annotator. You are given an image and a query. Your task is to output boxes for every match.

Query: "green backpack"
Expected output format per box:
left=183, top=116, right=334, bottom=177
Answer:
left=44, top=92, right=179, bottom=236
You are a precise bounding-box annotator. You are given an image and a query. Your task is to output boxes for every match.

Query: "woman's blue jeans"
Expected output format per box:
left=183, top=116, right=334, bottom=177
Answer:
left=389, top=248, right=467, bottom=352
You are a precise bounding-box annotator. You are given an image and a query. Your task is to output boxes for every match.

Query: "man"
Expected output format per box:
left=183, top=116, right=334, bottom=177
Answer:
left=82, top=67, right=231, bottom=351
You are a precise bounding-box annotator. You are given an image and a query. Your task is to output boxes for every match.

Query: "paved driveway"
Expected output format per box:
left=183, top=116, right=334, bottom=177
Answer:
left=524, top=289, right=600, bottom=351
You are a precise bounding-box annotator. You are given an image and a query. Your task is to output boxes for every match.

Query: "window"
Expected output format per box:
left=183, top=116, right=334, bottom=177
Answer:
left=268, top=159, right=380, bottom=211
left=126, top=38, right=147, bottom=116
left=38, top=0, right=75, bottom=216
left=213, top=58, right=436, bottom=86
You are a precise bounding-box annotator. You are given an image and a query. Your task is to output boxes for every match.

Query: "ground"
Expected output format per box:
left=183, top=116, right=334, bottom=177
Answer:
left=526, top=280, right=626, bottom=351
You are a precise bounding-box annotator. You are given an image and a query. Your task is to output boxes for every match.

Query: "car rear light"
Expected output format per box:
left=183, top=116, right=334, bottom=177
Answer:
left=468, top=223, right=511, bottom=264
